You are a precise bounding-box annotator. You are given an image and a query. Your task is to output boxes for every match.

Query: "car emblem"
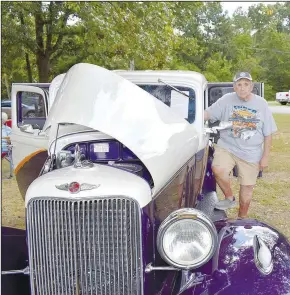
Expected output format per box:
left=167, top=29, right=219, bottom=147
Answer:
left=55, top=182, right=100, bottom=193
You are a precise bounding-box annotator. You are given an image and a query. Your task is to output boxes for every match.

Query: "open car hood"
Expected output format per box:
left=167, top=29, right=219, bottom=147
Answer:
left=44, top=63, right=200, bottom=195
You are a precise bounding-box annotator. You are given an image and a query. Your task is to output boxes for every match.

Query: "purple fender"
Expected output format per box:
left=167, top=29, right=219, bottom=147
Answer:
left=210, top=218, right=290, bottom=295
left=170, top=218, right=290, bottom=295
left=1, top=226, right=30, bottom=295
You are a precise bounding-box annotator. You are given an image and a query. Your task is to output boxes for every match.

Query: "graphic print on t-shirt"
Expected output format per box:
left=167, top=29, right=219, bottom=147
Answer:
left=228, top=106, right=261, bottom=140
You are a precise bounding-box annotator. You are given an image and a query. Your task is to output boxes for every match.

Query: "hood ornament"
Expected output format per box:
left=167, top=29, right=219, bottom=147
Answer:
left=74, top=144, right=94, bottom=169
left=56, top=182, right=100, bottom=193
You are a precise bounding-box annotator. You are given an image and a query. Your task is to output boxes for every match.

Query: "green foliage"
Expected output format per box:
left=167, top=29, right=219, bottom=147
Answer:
left=1, top=1, right=290, bottom=100
left=264, top=84, right=276, bottom=101
left=204, top=53, right=233, bottom=81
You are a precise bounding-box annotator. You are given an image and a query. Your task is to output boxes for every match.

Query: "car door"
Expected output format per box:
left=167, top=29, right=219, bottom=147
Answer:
left=206, top=82, right=264, bottom=108
left=10, top=85, right=49, bottom=199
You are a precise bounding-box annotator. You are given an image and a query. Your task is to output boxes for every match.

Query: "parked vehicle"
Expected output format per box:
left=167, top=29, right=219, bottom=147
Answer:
left=1, top=100, right=36, bottom=119
left=276, top=91, right=290, bottom=105
left=2, top=64, right=290, bottom=295
left=1, top=100, right=11, bottom=118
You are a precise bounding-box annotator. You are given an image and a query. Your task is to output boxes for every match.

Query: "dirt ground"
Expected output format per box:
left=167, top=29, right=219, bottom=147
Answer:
left=1, top=114, right=290, bottom=239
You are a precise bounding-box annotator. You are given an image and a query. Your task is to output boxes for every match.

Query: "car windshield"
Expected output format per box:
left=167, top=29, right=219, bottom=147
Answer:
left=137, top=84, right=196, bottom=123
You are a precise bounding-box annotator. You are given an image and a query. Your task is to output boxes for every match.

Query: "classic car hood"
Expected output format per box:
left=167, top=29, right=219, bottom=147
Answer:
left=48, top=73, right=66, bottom=109
left=43, top=63, right=199, bottom=195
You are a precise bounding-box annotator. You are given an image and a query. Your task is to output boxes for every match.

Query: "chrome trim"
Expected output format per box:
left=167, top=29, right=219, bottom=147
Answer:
left=26, top=196, right=143, bottom=295
left=253, top=235, right=273, bottom=275
left=212, top=226, right=234, bottom=272
left=55, top=183, right=100, bottom=192
left=157, top=208, right=218, bottom=270
left=145, top=263, right=180, bottom=273
left=1, top=266, right=30, bottom=275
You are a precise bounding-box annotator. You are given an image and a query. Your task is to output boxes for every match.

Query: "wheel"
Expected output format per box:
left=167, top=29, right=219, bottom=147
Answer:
left=280, top=102, right=287, bottom=105
left=26, top=111, right=36, bottom=118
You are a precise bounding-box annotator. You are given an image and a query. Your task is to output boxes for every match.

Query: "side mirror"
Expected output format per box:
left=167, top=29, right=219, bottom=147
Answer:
left=19, top=123, right=40, bottom=135
left=19, top=124, right=34, bottom=133
left=205, top=121, right=232, bottom=134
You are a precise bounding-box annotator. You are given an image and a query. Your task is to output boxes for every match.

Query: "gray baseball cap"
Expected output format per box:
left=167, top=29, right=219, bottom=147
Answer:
left=233, top=72, right=253, bottom=82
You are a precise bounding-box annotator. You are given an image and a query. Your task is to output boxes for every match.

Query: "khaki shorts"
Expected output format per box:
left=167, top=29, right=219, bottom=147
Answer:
left=212, top=146, right=259, bottom=185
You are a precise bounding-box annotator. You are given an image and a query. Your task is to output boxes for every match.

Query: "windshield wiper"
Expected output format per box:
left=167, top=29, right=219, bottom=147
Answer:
left=158, top=78, right=190, bottom=99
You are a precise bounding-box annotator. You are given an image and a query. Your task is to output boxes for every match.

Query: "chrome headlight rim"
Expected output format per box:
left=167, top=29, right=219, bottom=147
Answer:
left=157, top=208, right=218, bottom=270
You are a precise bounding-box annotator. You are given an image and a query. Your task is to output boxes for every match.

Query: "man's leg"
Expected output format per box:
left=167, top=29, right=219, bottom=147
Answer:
left=236, top=157, right=259, bottom=218
left=239, top=185, right=255, bottom=218
left=212, top=147, right=236, bottom=209
left=212, top=166, right=234, bottom=199
left=212, top=147, right=236, bottom=198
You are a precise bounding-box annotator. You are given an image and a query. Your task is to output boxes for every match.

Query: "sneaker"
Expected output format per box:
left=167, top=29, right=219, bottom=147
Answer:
left=215, top=198, right=237, bottom=210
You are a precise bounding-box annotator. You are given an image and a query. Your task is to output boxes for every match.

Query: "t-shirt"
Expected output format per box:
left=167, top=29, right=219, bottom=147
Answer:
left=206, top=92, right=277, bottom=163
left=2, top=124, right=12, bottom=153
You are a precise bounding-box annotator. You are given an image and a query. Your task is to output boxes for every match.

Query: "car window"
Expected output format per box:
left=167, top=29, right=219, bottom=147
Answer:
left=17, top=91, right=47, bottom=129
left=137, top=84, right=196, bottom=123
left=209, top=86, right=259, bottom=106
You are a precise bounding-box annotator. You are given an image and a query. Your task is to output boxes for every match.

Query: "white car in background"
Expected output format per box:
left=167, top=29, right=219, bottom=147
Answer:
left=276, top=91, right=290, bottom=105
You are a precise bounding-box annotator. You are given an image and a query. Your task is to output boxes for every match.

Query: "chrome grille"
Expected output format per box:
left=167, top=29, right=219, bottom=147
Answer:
left=27, top=197, right=142, bottom=295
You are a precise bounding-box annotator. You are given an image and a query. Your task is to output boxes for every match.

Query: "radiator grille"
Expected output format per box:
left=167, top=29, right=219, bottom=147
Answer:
left=27, top=197, right=142, bottom=295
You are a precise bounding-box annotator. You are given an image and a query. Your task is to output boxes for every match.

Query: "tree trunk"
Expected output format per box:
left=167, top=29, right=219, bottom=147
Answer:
left=36, top=54, right=50, bottom=82
left=19, top=13, right=33, bottom=82
left=25, top=53, right=33, bottom=82
left=35, top=2, right=50, bottom=82
left=4, top=73, right=10, bottom=99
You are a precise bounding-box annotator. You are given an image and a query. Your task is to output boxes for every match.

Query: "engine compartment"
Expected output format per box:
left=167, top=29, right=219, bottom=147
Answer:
left=61, top=139, right=154, bottom=187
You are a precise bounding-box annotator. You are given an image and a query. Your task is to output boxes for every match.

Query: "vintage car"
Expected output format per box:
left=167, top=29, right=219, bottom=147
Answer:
left=2, top=63, right=290, bottom=295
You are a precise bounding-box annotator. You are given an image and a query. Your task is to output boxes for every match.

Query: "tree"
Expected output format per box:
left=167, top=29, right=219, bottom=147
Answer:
left=2, top=1, right=290, bottom=100
left=2, top=2, right=86, bottom=83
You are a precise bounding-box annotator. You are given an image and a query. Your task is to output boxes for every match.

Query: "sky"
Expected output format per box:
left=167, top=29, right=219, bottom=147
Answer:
left=221, top=1, right=279, bottom=16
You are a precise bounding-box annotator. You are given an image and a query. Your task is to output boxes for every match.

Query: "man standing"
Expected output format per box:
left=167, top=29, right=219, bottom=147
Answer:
left=204, top=72, right=277, bottom=218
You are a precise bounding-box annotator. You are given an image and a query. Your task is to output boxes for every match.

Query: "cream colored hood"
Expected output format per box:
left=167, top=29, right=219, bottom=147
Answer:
left=43, top=63, right=200, bottom=195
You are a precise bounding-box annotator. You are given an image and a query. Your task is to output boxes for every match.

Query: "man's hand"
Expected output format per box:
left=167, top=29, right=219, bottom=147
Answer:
left=204, top=111, right=210, bottom=121
left=259, top=155, right=268, bottom=171
left=259, top=135, right=272, bottom=171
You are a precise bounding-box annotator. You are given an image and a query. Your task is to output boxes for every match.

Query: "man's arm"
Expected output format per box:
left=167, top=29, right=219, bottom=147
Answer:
left=259, top=135, right=272, bottom=170
left=204, top=110, right=210, bottom=121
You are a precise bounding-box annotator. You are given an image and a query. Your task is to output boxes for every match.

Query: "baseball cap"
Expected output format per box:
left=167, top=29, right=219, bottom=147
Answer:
left=233, top=72, right=253, bottom=82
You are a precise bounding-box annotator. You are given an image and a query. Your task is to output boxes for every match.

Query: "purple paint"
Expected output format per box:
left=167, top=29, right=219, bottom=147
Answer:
left=1, top=227, right=30, bottom=295
left=122, top=145, right=138, bottom=160
left=63, top=140, right=154, bottom=184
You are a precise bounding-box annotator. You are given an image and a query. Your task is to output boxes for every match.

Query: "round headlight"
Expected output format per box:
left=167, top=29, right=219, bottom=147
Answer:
left=157, top=208, right=218, bottom=269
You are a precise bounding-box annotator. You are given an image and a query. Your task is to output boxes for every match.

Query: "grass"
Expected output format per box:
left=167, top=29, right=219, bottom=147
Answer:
left=1, top=114, right=290, bottom=239
left=267, top=101, right=280, bottom=106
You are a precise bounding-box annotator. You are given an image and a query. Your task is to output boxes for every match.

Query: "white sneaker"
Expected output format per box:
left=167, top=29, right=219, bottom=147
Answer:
left=215, top=198, right=237, bottom=210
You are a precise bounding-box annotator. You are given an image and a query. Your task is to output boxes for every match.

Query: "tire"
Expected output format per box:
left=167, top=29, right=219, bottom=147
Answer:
left=26, top=111, right=36, bottom=118
left=280, top=102, right=287, bottom=105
